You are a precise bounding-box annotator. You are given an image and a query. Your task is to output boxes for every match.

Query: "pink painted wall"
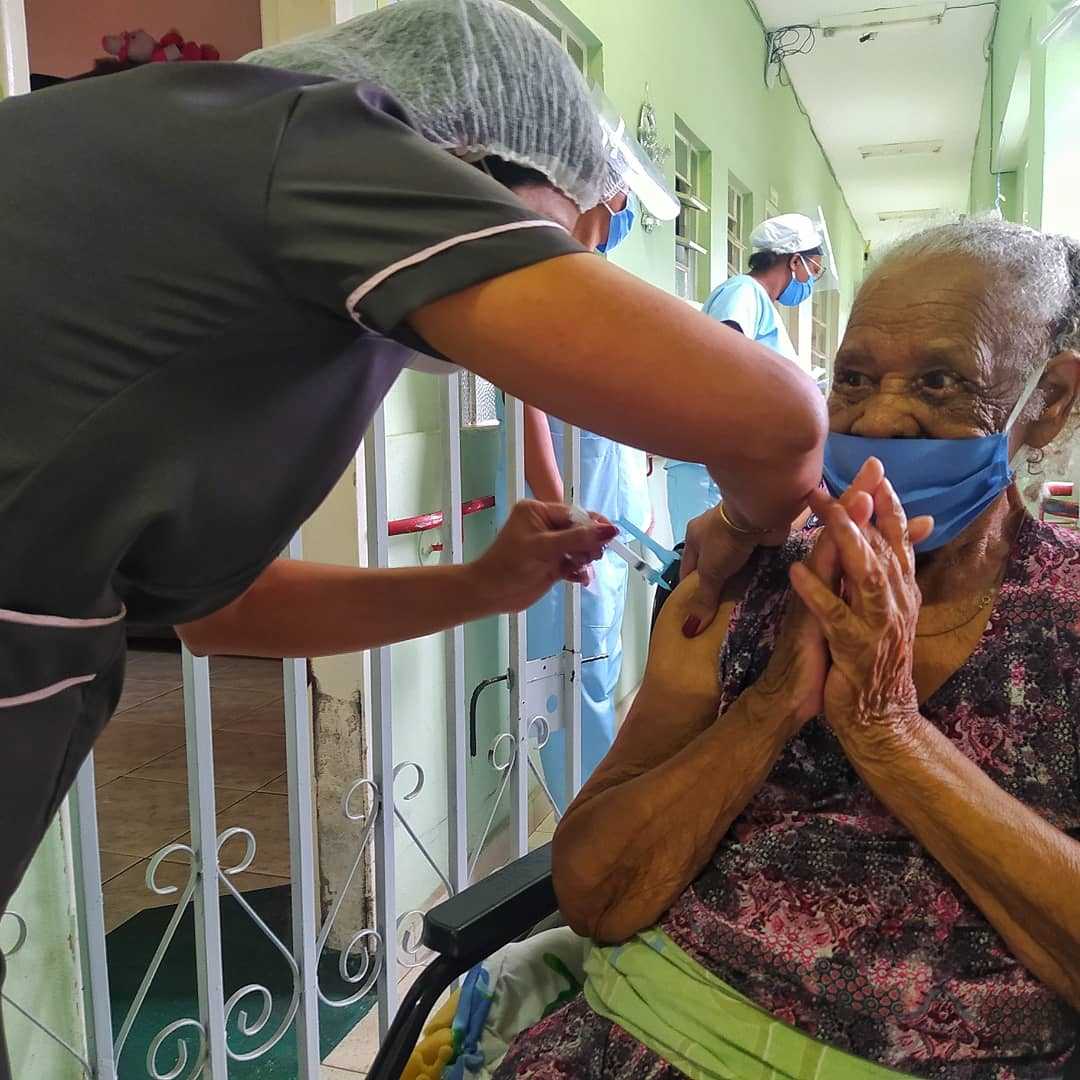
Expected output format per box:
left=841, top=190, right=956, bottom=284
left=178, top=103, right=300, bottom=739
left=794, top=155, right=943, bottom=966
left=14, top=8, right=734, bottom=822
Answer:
left=27, top=0, right=262, bottom=76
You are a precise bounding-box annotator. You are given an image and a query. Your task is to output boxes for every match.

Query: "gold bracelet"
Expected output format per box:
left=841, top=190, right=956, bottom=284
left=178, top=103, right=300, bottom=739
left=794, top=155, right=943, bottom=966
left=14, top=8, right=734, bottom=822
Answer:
left=716, top=501, right=771, bottom=537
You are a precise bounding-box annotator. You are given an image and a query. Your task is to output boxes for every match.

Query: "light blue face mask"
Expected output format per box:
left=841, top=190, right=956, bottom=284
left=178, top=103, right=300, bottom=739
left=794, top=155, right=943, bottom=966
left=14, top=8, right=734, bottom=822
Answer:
left=777, top=254, right=814, bottom=307
left=822, top=361, right=1047, bottom=553
left=596, top=194, right=636, bottom=254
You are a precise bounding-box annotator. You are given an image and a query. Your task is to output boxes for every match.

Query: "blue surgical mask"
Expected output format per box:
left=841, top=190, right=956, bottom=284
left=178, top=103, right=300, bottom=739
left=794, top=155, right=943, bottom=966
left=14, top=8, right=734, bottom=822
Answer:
left=822, top=362, right=1046, bottom=553
left=597, top=194, right=636, bottom=254
left=777, top=254, right=814, bottom=307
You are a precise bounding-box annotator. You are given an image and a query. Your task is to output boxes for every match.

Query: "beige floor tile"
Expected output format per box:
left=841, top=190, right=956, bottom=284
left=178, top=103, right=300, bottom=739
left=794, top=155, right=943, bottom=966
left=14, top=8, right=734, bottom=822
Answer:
left=111, top=688, right=187, bottom=729
left=93, top=764, right=127, bottom=788
left=324, top=1007, right=380, bottom=1073
left=210, top=657, right=284, bottom=693
left=103, top=857, right=288, bottom=933
left=166, top=791, right=291, bottom=878
left=131, top=731, right=286, bottom=791
left=96, top=777, right=248, bottom=858
left=260, top=773, right=289, bottom=795
left=93, top=721, right=186, bottom=776
left=115, top=678, right=178, bottom=715
left=326, top=962, right=442, bottom=1074
left=529, top=811, right=557, bottom=850
left=99, top=852, right=139, bottom=884
left=216, top=697, right=286, bottom=735
left=125, top=649, right=183, bottom=680
left=210, top=687, right=283, bottom=727
left=322, top=1068, right=365, bottom=1079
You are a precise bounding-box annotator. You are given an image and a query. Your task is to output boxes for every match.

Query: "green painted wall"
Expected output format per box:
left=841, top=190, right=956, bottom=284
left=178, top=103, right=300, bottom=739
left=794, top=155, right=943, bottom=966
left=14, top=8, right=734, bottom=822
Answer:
left=969, top=0, right=1056, bottom=228
left=1, top=816, right=85, bottom=1080
left=380, top=0, right=865, bottom=910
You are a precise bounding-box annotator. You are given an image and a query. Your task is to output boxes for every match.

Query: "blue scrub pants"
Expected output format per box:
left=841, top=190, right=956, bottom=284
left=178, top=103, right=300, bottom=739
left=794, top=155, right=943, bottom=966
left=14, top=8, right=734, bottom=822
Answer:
left=665, top=461, right=721, bottom=546
left=497, top=407, right=650, bottom=812
left=527, top=549, right=627, bottom=811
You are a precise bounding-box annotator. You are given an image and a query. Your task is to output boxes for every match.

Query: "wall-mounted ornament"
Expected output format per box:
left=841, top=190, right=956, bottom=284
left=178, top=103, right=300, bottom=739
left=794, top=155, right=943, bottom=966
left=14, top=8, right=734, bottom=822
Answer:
left=636, top=84, right=671, bottom=233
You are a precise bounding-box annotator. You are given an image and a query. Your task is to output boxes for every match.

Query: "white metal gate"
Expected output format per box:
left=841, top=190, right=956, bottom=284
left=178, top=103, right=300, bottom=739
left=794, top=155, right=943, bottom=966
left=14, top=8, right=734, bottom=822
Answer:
left=1, top=385, right=584, bottom=1077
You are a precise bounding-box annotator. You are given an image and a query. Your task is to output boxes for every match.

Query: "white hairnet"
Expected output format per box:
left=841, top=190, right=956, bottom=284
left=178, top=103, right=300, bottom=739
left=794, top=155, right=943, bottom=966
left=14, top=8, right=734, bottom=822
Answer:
left=241, top=0, right=611, bottom=211
left=750, top=213, right=823, bottom=254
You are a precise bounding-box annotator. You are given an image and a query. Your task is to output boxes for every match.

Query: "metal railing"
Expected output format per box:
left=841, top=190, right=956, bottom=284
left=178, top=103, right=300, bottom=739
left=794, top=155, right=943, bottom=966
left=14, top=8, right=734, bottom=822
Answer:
left=2, top=390, right=583, bottom=1078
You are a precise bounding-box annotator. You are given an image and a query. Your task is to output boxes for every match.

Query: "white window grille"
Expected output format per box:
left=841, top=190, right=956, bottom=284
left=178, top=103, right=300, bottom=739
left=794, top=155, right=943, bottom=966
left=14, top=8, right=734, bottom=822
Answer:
left=674, top=120, right=711, bottom=302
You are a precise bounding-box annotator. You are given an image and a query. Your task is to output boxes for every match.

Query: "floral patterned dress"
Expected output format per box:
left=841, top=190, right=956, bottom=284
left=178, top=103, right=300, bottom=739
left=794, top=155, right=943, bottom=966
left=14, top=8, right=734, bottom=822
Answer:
left=495, top=519, right=1080, bottom=1079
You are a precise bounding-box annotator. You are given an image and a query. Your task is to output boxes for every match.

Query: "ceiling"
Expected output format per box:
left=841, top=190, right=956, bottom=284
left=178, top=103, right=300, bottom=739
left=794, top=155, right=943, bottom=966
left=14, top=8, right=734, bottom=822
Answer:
left=753, top=0, right=998, bottom=250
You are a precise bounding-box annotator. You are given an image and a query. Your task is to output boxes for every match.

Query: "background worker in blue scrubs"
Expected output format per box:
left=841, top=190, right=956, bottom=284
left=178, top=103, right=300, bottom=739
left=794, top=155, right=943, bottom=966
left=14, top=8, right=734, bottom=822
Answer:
left=499, top=193, right=651, bottom=809
left=666, top=213, right=825, bottom=544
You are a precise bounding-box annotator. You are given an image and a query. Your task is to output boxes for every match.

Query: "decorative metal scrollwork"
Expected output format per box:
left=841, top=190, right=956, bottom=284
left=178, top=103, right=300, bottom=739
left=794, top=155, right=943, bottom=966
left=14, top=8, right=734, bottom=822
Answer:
left=146, top=1018, right=207, bottom=1080
left=215, top=828, right=301, bottom=1062
left=317, top=778, right=384, bottom=1007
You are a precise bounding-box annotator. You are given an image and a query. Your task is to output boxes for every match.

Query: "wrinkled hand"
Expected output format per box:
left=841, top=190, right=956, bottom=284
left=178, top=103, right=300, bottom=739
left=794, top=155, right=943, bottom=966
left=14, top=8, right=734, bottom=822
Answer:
left=755, top=487, right=875, bottom=732
left=679, top=507, right=770, bottom=637
left=790, top=479, right=930, bottom=733
left=679, top=461, right=888, bottom=639
left=472, top=500, right=616, bottom=614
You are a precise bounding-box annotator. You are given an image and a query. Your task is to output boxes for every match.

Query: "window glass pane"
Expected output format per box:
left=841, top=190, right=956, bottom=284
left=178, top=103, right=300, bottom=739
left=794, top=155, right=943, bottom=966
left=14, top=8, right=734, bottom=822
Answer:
left=566, top=35, right=586, bottom=72
left=675, top=263, right=690, bottom=299
left=674, top=136, right=689, bottom=181
left=508, top=0, right=563, bottom=41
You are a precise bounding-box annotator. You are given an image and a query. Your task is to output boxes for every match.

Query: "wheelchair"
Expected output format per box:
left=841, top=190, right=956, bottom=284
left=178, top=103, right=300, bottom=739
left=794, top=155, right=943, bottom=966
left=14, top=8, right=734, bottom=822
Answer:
left=367, top=554, right=1080, bottom=1080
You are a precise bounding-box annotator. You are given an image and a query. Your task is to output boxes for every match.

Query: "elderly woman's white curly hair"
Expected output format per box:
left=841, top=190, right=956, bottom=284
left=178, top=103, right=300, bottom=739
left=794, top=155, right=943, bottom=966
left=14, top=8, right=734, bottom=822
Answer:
left=875, top=217, right=1080, bottom=386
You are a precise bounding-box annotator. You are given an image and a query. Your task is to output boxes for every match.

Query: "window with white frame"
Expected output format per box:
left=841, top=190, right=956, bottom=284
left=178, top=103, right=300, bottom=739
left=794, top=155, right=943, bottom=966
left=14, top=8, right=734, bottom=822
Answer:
left=811, top=289, right=839, bottom=377
left=506, top=0, right=590, bottom=73
left=727, top=182, right=751, bottom=278
left=674, top=119, right=711, bottom=302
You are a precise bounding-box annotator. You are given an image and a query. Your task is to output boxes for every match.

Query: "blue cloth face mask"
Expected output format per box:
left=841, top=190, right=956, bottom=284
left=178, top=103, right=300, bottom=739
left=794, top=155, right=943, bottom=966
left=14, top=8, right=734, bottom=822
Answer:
left=596, top=194, right=636, bottom=254
left=777, top=254, right=814, bottom=307
left=822, top=361, right=1047, bottom=553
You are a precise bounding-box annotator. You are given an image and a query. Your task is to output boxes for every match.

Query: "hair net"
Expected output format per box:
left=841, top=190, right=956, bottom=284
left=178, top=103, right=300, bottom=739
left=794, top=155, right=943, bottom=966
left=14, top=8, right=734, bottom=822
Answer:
left=750, top=213, right=823, bottom=254
left=241, top=0, right=611, bottom=211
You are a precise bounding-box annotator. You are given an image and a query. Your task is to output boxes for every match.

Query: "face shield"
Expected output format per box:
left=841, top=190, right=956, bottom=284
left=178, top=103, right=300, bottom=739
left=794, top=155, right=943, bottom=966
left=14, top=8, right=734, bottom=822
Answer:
left=590, top=84, right=680, bottom=221
left=794, top=206, right=841, bottom=292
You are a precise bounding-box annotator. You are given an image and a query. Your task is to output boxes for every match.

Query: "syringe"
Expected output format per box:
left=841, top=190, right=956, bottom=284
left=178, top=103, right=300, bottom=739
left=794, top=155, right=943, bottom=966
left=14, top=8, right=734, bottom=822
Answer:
left=569, top=506, right=675, bottom=590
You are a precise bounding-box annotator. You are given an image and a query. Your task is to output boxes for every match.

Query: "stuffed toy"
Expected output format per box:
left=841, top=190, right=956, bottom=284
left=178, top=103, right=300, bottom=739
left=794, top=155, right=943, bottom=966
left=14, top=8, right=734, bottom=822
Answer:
left=101, top=28, right=220, bottom=66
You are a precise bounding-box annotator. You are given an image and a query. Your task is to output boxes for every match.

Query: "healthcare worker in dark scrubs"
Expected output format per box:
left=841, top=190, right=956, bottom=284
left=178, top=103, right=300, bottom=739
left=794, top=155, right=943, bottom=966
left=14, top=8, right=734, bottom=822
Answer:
left=0, top=3, right=824, bottom=1059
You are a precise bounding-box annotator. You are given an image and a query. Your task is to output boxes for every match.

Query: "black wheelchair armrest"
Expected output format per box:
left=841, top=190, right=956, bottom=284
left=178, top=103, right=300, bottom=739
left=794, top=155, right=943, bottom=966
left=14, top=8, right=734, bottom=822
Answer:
left=367, top=843, right=556, bottom=1080
left=423, top=842, right=557, bottom=959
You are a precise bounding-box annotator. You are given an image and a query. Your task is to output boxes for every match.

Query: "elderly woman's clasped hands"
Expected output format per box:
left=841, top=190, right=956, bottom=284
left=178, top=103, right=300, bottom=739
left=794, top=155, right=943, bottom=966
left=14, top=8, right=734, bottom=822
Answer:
left=782, top=458, right=934, bottom=746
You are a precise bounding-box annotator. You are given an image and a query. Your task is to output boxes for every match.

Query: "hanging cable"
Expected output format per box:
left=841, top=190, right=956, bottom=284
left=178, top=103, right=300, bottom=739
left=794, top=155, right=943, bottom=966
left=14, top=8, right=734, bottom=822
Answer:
left=767, top=24, right=817, bottom=66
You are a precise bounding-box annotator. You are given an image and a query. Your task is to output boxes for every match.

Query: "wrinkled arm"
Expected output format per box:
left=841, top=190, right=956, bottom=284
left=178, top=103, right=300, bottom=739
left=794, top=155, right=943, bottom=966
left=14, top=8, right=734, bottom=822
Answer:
left=410, top=254, right=826, bottom=532
left=836, top=717, right=1080, bottom=1008
left=551, top=573, right=793, bottom=942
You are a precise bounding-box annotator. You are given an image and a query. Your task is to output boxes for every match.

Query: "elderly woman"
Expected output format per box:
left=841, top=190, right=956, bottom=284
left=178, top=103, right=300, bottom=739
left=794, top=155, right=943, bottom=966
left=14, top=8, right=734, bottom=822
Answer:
left=494, top=219, right=1080, bottom=1079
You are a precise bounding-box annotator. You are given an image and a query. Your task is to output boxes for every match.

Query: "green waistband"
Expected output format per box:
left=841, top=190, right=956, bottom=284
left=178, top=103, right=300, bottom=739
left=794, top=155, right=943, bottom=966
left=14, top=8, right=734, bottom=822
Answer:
left=583, top=929, right=910, bottom=1080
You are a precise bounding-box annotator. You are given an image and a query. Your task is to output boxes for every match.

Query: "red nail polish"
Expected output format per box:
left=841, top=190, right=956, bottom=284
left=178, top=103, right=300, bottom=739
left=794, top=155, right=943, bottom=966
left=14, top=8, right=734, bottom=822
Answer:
left=682, top=616, right=701, bottom=638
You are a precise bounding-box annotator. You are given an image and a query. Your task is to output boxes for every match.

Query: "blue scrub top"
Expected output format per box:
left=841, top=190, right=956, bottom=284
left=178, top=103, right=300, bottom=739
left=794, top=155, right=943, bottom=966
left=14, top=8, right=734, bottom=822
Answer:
left=702, top=274, right=797, bottom=361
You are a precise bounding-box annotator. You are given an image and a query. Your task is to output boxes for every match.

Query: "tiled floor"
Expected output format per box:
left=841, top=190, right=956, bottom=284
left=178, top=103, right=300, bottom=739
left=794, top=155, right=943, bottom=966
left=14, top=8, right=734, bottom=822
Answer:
left=324, top=809, right=558, bottom=1078
left=98, top=645, right=289, bottom=932
left=102, top=644, right=563, bottom=1075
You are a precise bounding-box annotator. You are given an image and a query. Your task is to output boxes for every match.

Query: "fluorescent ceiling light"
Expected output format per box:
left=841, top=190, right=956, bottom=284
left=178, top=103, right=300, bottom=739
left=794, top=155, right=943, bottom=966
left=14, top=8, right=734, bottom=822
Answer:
left=859, top=139, right=944, bottom=159
left=1039, top=0, right=1080, bottom=45
left=878, top=208, right=941, bottom=221
left=820, top=3, right=946, bottom=36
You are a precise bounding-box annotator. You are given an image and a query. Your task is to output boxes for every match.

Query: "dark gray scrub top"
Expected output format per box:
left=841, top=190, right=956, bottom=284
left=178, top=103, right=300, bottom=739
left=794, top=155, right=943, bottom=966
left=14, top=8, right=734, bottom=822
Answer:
left=0, top=63, right=584, bottom=627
